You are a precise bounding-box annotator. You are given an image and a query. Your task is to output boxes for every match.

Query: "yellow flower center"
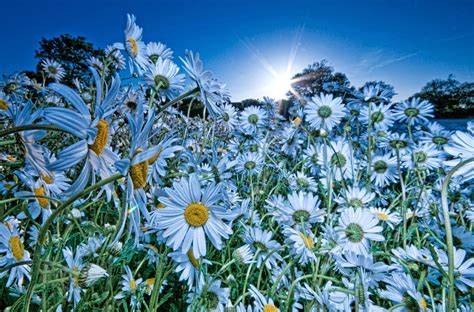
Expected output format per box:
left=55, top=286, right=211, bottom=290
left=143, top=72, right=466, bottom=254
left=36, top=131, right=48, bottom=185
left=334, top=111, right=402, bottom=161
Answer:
left=34, top=186, right=49, bottom=208
left=72, top=266, right=80, bottom=287
left=89, top=119, right=109, bottom=156
left=293, top=117, right=302, bottom=124
left=375, top=212, right=390, bottom=221
left=0, top=99, right=9, bottom=110
left=184, top=202, right=209, bottom=227
left=6, top=155, right=16, bottom=162
left=187, top=249, right=199, bottom=268
left=127, top=37, right=138, bottom=57
left=129, top=278, right=136, bottom=290
left=147, top=244, right=159, bottom=253
left=298, top=231, right=314, bottom=249
left=145, top=277, right=155, bottom=287
left=155, top=202, right=166, bottom=209
left=263, top=304, right=278, bottom=312
left=148, top=150, right=162, bottom=165
left=9, top=236, right=24, bottom=261
left=419, top=298, right=427, bottom=311
left=42, top=174, right=54, bottom=184
left=4, top=183, right=12, bottom=189
left=130, top=151, right=149, bottom=189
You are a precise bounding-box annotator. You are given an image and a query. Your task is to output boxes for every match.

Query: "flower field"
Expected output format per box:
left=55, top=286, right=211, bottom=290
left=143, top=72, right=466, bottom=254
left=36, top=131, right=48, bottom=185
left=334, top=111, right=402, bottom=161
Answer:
left=1, top=14, right=473, bottom=311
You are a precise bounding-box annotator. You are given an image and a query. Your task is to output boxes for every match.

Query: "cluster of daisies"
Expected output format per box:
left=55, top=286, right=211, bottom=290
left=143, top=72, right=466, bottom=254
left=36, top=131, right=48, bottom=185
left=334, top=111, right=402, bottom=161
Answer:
left=1, top=14, right=474, bottom=312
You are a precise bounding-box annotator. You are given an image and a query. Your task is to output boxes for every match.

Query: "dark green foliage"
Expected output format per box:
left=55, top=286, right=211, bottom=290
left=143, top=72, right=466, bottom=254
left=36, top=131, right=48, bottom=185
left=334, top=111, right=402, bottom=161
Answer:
left=34, top=34, right=105, bottom=86
left=413, top=74, right=474, bottom=118
left=290, top=59, right=353, bottom=99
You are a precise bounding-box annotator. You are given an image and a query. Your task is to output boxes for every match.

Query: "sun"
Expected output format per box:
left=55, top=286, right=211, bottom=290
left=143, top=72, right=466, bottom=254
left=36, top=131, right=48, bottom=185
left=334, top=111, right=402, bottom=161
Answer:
left=267, top=72, right=293, bottom=100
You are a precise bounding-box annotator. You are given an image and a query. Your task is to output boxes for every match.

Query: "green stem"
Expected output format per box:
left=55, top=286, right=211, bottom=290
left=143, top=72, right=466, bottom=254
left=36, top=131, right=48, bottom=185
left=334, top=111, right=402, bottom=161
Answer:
left=270, top=260, right=294, bottom=297
left=0, top=139, right=16, bottom=146
left=441, top=157, right=474, bottom=312
left=396, top=148, right=408, bottom=248
left=0, top=124, right=67, bottom=138
left=216, top=259, right=235, bottom=276
left=22, top=173, right=123, bottom=312
left=237, top=250, right=259, bottom=305
left=0, top=260, right=33, bottom=273
left=158, top=87, right=199, bottom=113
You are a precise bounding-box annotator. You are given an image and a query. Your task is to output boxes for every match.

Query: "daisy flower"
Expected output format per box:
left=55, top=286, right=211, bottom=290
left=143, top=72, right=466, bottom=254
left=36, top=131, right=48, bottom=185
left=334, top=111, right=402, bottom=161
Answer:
left=144, top=57, right=185, bottom=101
left=8, top=101, right=50, bottom=178
left=319, top=138, right=355, bottom=181
left=370, top=154, right=398, bottom=187
left=233, top=245, right=254, bottom=265
left=360, top=103, right=394, bottom=130
left=41, top=59, right=66, bottom=82
left=360, top=82, right=395, bottom=103
left=335, top=185, right=375, bottom=209
left=288, top=171, right=318, bottom=193
left=62, top=246, right=84, bottom=306
left=44, top=68, right=121, bottom=200
left=0, top=222, right=31, bottom=287
left=335, top=251, right=392, bottom=286
left=14, top=171, right=53, bottom=224
left=242, top=227, right=282, bottom=269
left=240, top=105, right=268, bottom=133
left=26, top=150, right=71, bottom=196
left=114, top=266, right=143, bottom=310
left=235, top=152, right=264, bottom=176
left=105, top=45, right=126, bottom=70
left=419, top=121, right=452, bottom=149
left=444, top=131, right=474, bottom=181
left=284, top=227, right=317, bottom=265
left=393, top=97, right=434, bottom=125
left=169, top=250, right=211, bottom=289
left=114, top=108, right=179, bottom=243
left=303, top=144, right=322, bottom=174
left=436, top=247, right=474, bottom=292
left=150, top=174, right=233, bottom=258
left=304, top=92, right=347, bottom=131
left=370, top=207, right=402, bottom=229
left=402, top=143, right=441, bottom=170
left=0, top=91, right=11, bottom=115
left=336, top=208, right=384, bottom=255
left=119, top=14, right=147, bottom=75
left=391, top=245, right=434, bottom=267
left=181, top=50, right=228, bottom=117
left=380, top=272, right=428, bottom=311
left=380, top=132, right=411, bottom=154
left=87, top=56, right=106, bottom=74
left=276, top=191, right=324, bottom=229
left=249, top=285, right=279, bottom=311
left=146, top=42, right=173, bottom=63
left=219, top=103, right=239, bottom=131
left=119, top=88, right=147, bottom=115
left=280, top=126, right=303, bottom=157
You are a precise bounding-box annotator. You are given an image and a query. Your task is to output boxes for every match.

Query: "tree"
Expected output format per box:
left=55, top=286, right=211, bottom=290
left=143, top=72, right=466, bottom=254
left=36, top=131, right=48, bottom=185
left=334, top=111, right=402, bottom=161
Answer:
left=33, top=34, right=105, bottom=86
left=414, top=75, right=474, bottom=118
left=290, top=60, right=353, bottom=99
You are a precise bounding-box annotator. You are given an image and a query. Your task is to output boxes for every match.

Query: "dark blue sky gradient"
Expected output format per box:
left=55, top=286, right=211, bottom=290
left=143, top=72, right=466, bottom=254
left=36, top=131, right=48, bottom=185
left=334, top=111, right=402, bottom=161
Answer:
left=1, top=0, right=473, bottom=100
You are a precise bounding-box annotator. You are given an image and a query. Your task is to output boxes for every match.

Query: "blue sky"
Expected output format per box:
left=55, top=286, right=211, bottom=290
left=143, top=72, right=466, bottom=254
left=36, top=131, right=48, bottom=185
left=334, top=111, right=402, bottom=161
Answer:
left=1, top=0, right=473, bottom=101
